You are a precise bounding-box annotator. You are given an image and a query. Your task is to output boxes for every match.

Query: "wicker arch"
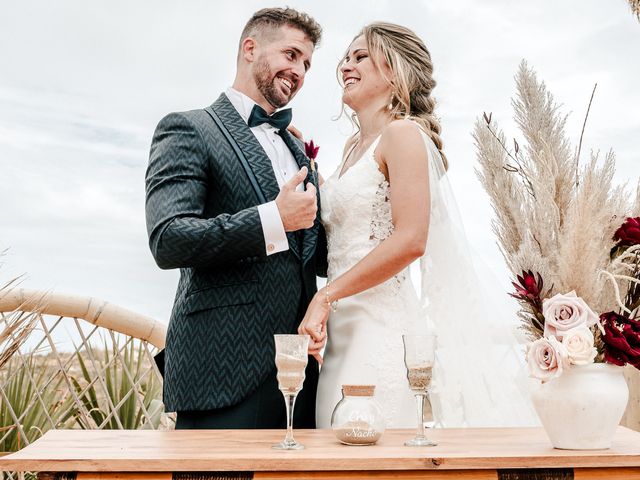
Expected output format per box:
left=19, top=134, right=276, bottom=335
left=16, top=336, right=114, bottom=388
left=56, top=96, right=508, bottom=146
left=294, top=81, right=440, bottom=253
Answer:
left=0, top=289, right=166, bottom=349
left=0, top=287, right=171, bottom=478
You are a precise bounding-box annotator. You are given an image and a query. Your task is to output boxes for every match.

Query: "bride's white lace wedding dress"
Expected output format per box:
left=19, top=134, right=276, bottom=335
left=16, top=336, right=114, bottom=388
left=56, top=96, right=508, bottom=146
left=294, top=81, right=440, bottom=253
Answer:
left=316, top=134, right=425, bottom=428
left=316, top=123, right=539, bottom=429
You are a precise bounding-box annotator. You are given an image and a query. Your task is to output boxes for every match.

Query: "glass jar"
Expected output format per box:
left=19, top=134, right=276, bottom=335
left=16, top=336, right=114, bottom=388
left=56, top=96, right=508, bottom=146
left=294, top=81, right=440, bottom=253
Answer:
left=331, top=385, right=386, bottom=445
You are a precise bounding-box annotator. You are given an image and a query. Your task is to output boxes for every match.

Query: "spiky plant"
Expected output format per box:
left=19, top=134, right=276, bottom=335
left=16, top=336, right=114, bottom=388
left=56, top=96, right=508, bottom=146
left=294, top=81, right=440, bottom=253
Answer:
left=0, top=354, right=75, bottom=453
left=63, top=337, right=162, bottom=430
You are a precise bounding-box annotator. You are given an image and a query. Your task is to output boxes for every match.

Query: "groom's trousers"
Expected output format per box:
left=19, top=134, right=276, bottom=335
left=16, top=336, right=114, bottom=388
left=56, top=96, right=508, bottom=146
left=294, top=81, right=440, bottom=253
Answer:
left=175, top=357, right=318, bottom=429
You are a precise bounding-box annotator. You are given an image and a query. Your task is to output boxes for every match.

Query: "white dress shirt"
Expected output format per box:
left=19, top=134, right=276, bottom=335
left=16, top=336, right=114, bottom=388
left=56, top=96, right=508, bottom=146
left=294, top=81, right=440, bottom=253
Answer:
left=225, top=87, right=302, bottom=256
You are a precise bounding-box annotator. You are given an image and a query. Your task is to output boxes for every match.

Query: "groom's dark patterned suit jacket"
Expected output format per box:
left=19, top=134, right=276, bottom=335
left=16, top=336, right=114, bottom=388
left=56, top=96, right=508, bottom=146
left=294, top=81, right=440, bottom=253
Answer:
left=145, top=93, right=327, bottom=413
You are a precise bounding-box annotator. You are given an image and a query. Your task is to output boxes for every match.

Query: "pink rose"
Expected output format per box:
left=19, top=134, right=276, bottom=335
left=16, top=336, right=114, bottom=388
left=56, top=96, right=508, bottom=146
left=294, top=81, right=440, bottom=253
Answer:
left=526, top=337, right=569, bottom=382
left=542, top=291, right=599, bottom=338
left=561, top=326, right=597, bottom=366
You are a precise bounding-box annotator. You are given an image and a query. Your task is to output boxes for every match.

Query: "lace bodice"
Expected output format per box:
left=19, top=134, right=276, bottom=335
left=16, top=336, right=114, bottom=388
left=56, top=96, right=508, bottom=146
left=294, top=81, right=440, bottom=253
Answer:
left=320, top=137, right=395, bottom=280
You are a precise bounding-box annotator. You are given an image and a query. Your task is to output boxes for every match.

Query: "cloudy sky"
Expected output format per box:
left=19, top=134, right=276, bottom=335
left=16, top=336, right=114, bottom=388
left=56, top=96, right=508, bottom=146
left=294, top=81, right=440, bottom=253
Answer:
left=1, top=0, right=639, bottom=324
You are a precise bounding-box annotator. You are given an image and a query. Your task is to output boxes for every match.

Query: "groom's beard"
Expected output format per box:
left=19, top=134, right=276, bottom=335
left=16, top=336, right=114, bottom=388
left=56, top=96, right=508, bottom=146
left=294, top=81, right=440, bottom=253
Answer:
left=253, top=57, right=295, bottom=109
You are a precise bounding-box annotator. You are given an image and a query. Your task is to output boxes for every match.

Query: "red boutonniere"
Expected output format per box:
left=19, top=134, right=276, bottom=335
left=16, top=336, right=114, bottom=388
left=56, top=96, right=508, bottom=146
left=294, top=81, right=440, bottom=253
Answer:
left=304, top=140, right=320, bottom=171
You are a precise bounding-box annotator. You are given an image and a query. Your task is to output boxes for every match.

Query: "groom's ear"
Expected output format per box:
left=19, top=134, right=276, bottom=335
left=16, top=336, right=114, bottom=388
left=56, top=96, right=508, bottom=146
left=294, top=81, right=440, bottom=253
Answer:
left=239, top=37, right=258, bottom=63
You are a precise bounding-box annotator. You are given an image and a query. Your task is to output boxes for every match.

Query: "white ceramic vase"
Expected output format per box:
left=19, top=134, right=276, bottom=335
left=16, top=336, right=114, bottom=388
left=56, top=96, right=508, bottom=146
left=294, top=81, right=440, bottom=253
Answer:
left=530, top=363, right=629, bottom=450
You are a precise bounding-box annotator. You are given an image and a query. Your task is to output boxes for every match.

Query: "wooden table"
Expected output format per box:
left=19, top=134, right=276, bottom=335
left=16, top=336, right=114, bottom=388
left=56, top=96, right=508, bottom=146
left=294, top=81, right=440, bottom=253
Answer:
left=2, top=427, right=640, bottom=479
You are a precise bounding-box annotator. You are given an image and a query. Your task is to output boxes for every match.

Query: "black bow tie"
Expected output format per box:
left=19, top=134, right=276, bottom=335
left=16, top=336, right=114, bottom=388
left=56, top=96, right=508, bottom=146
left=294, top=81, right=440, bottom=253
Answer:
left=247, top=104, right=292, bottom=131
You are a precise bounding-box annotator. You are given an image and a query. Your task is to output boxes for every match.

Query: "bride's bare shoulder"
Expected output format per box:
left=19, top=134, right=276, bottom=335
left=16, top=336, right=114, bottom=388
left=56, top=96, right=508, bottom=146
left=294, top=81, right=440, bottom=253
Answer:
left=383, top=118, right=423, bottom=136
left=378, top=119, right=426, bottom=154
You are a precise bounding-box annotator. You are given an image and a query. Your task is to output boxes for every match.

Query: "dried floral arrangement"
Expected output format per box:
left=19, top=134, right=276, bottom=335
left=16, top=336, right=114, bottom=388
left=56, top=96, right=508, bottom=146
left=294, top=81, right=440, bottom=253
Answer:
left=475, top=61, right=640, bottom=380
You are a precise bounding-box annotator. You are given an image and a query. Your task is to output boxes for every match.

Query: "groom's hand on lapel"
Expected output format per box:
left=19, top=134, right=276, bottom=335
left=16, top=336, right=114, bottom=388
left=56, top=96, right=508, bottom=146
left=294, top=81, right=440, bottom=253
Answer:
left=275, top=166, right=317, bottom=232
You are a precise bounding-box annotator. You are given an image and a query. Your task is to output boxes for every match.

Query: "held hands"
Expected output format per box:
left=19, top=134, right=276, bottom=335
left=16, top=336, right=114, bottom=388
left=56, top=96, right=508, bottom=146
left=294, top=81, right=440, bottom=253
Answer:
left=298, top=290, right=330, bottom=364
left=275, top=166, right=317, bottom=232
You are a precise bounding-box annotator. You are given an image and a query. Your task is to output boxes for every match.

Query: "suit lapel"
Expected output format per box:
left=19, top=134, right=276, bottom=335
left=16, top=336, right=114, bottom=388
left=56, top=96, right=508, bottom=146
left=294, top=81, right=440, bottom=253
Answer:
left=279, top=130, right=320, bottom=266
left=210, top=94, right=301, bottom=260
left=278, top=129, right=311, bottom=176
left=211, top=94, right=280, bottom=201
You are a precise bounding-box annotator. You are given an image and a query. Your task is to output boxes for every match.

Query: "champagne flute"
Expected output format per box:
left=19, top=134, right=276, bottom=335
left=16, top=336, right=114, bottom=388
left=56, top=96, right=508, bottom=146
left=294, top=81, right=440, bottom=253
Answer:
left=403, top=334, right=437, bottom=447
left=272, top=334, right=309, bottom=450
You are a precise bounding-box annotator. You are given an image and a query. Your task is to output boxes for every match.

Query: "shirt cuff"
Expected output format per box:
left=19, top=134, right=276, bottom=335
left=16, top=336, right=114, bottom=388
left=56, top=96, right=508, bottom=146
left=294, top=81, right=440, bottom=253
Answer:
left=257, top=201, right=289, bottom=256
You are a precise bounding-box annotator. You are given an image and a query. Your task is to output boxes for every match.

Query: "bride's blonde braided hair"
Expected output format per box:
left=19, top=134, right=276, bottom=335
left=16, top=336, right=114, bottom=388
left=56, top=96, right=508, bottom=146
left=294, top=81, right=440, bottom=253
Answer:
left=344, top=22, right=448, bottom=170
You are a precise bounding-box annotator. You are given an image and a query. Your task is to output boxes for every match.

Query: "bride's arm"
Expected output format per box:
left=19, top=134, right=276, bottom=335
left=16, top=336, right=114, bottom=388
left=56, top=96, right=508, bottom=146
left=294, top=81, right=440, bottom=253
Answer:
left=301, top=120, right=431, bottom=360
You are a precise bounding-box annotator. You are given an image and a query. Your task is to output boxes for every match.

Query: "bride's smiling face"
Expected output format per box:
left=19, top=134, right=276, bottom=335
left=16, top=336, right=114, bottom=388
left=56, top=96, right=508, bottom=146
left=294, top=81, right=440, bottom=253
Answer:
left=339, top=35, right=393, bottom=111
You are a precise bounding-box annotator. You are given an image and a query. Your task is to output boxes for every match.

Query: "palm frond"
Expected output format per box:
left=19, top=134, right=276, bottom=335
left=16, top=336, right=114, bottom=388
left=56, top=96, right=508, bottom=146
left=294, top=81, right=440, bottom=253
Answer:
left=0, top=286, right=44, bottom=370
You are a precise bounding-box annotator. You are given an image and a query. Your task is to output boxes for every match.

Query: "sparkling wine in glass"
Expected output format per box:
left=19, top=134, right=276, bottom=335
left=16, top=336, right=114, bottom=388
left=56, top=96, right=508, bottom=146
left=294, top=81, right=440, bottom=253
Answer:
left=272, top=334, right=309, bottom=450
left=403, top=334, right=437, bottom=447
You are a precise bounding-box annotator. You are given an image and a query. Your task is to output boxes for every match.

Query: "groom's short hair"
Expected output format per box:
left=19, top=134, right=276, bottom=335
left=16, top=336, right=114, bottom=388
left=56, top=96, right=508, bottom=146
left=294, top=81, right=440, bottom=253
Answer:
left=239, top=7, right=322, bottom=50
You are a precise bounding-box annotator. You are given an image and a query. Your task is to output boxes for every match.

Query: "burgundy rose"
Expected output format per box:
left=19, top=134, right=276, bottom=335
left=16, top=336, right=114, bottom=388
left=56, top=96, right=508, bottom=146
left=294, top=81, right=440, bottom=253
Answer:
left=304, top=140, right=320, bottom=160
left=600, top=311, right=640, bottom=369
left=613, top=217, right=640, bottom=246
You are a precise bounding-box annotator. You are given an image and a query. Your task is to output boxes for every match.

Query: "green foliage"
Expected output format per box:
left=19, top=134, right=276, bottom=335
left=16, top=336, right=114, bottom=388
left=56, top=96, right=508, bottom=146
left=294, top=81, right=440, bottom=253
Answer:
left=63, top=339, right=162, bottom=430
left=0, top=355, right=73, bottom=453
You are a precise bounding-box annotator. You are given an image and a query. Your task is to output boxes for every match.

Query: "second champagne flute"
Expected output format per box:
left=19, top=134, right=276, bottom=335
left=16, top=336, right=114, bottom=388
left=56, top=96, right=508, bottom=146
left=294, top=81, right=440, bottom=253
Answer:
left=403, top=334, right=437, bottom=447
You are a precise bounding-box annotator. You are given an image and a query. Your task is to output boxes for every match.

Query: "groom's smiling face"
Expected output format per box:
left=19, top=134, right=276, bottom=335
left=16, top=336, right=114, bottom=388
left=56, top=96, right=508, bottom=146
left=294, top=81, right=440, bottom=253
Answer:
left=250, top=26, right=314, bottom=109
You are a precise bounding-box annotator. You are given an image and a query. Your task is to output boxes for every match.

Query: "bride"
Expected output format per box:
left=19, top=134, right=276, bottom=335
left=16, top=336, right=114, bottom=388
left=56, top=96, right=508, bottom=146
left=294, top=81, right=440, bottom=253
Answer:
left=299, top=22, right=539, bottom=429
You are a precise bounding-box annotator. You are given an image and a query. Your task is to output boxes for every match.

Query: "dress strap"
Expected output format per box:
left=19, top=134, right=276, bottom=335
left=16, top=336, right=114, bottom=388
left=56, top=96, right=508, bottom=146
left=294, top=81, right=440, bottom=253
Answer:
left=337, top=134, right=378, bottom=179
left=333, top=139, right=355, bottom=180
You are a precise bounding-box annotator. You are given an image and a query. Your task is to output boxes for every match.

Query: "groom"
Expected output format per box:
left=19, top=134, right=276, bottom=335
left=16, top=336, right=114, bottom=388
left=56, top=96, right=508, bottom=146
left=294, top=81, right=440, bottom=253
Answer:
left=145, top=8, right=325, bottom=429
